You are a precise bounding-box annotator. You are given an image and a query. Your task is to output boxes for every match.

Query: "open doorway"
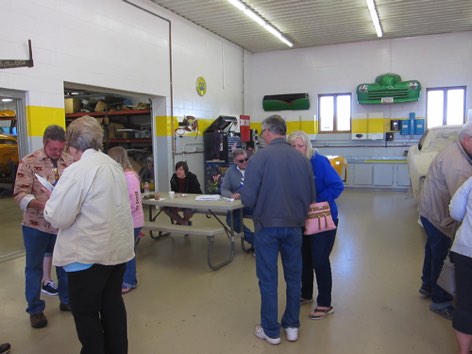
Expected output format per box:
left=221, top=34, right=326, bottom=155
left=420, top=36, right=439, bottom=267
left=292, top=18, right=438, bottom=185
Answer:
left=0, top=90, right=27, bottom=261
left=64, top=84, right=155, bottom=190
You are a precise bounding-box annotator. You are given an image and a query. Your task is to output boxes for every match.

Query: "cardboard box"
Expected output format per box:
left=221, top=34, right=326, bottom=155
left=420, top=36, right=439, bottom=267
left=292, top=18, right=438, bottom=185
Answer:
left=64, top=98, right=81, bottom=113
left=95, top=100, right=107, bottom=112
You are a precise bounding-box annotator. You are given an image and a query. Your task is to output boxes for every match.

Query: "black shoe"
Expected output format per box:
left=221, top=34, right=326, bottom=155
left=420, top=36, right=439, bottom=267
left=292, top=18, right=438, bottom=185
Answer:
left=430, top=304, right=454, bottom=320
left=59, top=302, right=72, bottom=312
left=419, top=284, right=432, bottom=297
left=41, top=280, right=58, bottom=296
left=0, top=342, right=11, bottom=354
left=30, top=312, right=48, bottom=328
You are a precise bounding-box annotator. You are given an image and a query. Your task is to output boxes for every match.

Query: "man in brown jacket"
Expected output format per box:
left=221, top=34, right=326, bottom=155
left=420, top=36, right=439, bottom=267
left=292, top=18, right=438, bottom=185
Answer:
left=418, top=122, right=472, bottom=319
left=13, top=125, right=74, bottom=328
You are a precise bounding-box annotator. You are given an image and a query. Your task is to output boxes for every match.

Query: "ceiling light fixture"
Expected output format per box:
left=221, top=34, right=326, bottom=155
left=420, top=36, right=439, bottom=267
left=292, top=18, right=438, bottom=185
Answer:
left=228, top=0, right=293, bottom=47
left=1, top=98, right=13, bottom=102
left=366, top=0, right=383, bottom=37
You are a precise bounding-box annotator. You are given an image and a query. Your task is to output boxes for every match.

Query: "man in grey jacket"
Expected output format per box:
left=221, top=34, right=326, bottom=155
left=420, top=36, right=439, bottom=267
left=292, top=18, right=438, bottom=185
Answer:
left=419, top=122, right=472, bottom=320
left=221, top=148, right=254, bottom=248
left=241, top=115, right=315, bottom=345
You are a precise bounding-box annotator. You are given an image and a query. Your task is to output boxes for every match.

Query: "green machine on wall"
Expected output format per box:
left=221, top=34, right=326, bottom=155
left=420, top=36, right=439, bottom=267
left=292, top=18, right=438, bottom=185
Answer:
left=263, top=93, right=310, bottom=111
left=356, top=73, right=421, bottom=104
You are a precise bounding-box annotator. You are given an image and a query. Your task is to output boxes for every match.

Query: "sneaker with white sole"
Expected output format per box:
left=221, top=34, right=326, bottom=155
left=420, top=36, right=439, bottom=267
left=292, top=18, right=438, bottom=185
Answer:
left=254, top=325, right=281, bottom=345
left=41, top=281, right=58, bottom=296
left=284, top=327, right=298, bottom=342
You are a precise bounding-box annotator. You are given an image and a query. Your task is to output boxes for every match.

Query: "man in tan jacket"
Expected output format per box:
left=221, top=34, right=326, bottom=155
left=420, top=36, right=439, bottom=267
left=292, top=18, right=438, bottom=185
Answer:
left=13, top=125, right=74, bottom=328
left=419, top=122, right=472, bottom=320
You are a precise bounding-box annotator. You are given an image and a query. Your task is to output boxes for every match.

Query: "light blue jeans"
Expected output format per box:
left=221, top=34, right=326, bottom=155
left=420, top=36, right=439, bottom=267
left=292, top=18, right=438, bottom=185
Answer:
left=22, top=226, right=69, bottom=314
left=122, top=227, right=141, bottom=288
left=255, top=226, right=302, bottom=339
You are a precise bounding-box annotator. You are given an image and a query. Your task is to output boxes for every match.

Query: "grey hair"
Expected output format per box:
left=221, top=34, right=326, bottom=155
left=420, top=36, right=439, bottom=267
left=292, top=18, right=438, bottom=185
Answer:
left=66, top=115, right=103, bottom=152
left=261, top=115, right=287, bottom=136
left=286, top=130, right=315, bottom=159
left=43, top=125, right=65, bottom=143
left=459, top=122, right=472, bottom=142
left=232, top=148, right=246, bottom=158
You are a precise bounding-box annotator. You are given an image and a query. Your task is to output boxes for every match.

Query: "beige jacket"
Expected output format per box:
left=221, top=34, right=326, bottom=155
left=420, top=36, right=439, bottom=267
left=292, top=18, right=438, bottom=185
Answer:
left=44, top=149, right=134, bottom=267
left=419, top=140, right=472, bottom=238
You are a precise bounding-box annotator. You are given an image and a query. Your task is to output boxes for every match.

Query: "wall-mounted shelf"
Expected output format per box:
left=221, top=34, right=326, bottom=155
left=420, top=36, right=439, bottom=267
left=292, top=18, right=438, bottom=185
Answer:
left=65, top=109, right=150, bottom=119
left=65, top=109, right=152, bottom=152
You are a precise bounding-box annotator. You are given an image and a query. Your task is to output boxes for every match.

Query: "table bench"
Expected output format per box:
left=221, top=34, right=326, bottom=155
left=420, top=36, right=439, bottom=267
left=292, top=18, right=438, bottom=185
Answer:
left=142, top=222, right=234, bottom=270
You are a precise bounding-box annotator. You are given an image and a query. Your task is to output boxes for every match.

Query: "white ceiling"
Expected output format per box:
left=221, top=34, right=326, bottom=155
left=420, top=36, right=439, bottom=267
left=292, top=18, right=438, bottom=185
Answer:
left=150, top=0, right=472, bottom=53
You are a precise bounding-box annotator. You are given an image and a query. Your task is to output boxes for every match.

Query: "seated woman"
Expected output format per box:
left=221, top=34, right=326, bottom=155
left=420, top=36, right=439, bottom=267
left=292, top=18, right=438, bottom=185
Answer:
left=164, top=161, right=202, bottom=225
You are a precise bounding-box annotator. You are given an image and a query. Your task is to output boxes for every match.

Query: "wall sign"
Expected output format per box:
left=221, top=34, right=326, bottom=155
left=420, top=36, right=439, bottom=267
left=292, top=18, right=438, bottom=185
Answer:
left=196, top=76, right=207, bottom=96
left=0, top=40, right=34, bottom=69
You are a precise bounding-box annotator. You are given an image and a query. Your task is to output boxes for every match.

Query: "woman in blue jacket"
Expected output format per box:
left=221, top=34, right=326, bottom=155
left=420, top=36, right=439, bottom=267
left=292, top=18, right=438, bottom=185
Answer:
left=287, top=131, right=344, bottom=320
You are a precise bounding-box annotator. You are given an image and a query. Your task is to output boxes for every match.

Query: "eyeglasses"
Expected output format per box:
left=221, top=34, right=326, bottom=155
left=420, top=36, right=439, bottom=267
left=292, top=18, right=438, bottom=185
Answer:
left=236, top=158, right=248, bottom=163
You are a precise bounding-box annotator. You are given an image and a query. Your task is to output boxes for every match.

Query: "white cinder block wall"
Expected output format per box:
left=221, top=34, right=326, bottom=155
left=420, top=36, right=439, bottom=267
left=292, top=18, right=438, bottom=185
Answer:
left=1, top=0, right=245, bottom=190
left=247, top=31, right=472, bottom=158
left=2, top=0, right=471, bottom=187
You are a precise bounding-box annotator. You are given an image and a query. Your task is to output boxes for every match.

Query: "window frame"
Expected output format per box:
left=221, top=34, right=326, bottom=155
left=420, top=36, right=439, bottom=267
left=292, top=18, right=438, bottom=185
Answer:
left=317, top=92, right=352, bottom=133
left=425, top=86, right=466, bottom=128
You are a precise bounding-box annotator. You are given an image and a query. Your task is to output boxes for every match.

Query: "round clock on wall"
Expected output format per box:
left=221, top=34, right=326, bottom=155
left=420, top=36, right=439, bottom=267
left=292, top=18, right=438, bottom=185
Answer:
left=196, top=76, right=207, bottom=96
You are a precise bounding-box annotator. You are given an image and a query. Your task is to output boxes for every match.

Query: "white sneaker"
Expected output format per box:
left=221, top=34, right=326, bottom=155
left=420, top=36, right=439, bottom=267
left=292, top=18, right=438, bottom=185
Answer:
left=254, top=325, right=281, bottom=345
left=285, top=327, right=298, bottom=342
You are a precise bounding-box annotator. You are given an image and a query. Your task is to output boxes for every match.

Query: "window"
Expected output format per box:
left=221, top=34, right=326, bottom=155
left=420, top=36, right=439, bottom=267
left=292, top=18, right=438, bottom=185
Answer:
left=318, top=93, right=351, bottom=133
left=426, top=86, right=466, bottom=128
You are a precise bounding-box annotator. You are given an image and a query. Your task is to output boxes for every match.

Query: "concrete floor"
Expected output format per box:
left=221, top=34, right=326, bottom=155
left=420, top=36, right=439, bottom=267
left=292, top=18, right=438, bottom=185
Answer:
left=0, top=189, right=457, bottom=353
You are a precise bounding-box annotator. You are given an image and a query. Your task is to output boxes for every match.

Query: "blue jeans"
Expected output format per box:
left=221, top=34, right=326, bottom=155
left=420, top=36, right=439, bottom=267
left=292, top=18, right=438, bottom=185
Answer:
left=420, top=216, right=453, bottom=308
left=301, top=219, right=338, bottom=307
left=122, top=227, right=141, bottom=288
left=255, top=227, right=302, bottom=339
left=226, top=207, right=254, bottom=245
left=22, top=226, right=69, bottom=314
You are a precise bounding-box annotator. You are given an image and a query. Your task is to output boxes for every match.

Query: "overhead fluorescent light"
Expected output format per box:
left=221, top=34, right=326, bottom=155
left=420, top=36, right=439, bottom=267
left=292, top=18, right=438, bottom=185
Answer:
left=228, top=0, right=293, bottom=48
left=366, top=0, right=383, bottom=37
left=245, top=8, right=265, bottom=27
left=1, top=98, right=13, bottom=102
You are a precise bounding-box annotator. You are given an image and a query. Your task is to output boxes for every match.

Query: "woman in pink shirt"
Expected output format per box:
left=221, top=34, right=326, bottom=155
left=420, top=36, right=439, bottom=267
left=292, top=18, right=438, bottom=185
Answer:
left=108, top=146, right=145, bottom=294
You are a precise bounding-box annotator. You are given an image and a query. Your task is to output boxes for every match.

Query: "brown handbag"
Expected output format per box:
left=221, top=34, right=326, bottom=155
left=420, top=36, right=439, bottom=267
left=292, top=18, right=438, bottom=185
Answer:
left=304, top=201, right=336, bottom=235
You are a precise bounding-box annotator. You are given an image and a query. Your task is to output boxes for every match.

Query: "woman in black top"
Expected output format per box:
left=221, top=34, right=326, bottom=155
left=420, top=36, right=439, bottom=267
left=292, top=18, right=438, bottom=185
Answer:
left=164, top=161, right=202, bottom=225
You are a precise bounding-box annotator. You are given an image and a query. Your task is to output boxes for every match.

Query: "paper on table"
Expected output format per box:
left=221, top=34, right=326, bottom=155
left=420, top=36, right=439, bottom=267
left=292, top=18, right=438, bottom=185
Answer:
left=35, top=173, right=54, bottom=192
left=195, top=195, right=221, bottom=201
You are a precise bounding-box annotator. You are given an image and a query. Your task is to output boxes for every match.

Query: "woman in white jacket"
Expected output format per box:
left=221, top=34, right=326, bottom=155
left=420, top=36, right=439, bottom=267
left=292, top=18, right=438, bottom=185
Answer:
left=449, top=176, right=472, bottom=354
left=44, top=116, right=134, bottom=354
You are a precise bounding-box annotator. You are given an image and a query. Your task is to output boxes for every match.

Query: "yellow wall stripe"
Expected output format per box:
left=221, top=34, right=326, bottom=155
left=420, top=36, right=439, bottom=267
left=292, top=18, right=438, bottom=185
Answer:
left=26, top=107, right=66, bottom=137
left=135, top=115, right=422, bottom=137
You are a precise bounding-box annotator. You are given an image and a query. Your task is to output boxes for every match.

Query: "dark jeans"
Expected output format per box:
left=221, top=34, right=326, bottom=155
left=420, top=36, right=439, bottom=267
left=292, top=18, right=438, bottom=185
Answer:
left=301, top=219, right=338, bottom=307
left=452, top=252, right=472, bottom=335
left=226, top=206, right=254, bottom=245
left=68, top=263, right=128, bottom=354
left=420, top=216, right=453, bottom=307
left=22, top=226, right=68, bottom=314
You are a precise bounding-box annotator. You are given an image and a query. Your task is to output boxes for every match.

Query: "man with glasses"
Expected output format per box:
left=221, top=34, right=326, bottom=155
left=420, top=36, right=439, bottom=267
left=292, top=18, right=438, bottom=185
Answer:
left=242, top=115, right=315, bottom=344
left=221, top=148, right=255, bottom=251
left=13, top=125, right=74, bottom=328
